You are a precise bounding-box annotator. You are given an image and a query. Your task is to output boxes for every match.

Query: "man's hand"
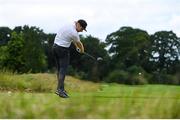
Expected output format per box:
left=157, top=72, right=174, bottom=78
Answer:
left=73, top=41, right=84, bottom=53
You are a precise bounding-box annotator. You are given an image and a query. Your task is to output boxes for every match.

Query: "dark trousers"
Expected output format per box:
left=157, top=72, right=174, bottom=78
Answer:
left=52, top=44, right=70, bottom=91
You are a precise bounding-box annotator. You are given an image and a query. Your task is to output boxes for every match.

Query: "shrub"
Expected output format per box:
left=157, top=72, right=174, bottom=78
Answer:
left=105, top=66, right=148, bottom=85
left=151, top=72, right=179, bottom=85
left=126, top=65, right=148, bottom=84
left=126, top=73, right=147, bottom=85
left=127, top=65, right=144, bottom=74
left=105, top=70, right=129, bottom=84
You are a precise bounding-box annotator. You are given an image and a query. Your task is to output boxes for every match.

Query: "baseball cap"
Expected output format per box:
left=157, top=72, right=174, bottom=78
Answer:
left=78, top=19, right=87, bottom=31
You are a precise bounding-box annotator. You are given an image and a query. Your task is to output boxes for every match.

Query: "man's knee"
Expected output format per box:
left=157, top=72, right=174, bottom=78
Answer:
left=60, top=67, right=67, bottom=75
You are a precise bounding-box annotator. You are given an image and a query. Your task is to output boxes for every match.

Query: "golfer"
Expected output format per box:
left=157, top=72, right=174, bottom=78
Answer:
left=52, top=19, right=87, bottom=98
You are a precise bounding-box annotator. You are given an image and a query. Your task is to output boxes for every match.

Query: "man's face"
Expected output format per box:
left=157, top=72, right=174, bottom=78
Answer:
left=76, top=22, right=84, bottom=32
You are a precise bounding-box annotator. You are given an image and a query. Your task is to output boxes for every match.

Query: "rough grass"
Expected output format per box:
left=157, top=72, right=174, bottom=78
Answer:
left=0, top=72, right=180, bottom=119
left=0, top=71, right=99, bottom=92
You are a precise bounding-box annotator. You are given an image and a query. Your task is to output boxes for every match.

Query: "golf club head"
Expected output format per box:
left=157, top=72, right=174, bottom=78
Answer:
left=97, top=57, right=103, bottom=61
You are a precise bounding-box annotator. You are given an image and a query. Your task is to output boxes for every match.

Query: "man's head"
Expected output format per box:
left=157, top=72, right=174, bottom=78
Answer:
left=76, top=19, right=87, bottom=32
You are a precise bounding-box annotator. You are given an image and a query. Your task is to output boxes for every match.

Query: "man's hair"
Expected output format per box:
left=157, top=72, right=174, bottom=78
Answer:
left=77, top=19, right=87, bottom=31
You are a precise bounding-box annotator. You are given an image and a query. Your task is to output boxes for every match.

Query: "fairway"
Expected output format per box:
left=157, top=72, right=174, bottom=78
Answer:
left=0, top=73, right=180, bottom=118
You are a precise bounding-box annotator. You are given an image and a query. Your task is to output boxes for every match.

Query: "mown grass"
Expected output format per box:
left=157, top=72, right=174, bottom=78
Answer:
left=0, top=71, right=180, bottom=119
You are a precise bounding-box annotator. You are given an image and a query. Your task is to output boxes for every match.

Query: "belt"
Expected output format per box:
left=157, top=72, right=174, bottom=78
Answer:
left=53, top=44, right=69, bottom=50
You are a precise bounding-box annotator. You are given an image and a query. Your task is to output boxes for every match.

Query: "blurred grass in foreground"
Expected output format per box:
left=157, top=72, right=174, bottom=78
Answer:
left=0, top=71, right=180, bottom=118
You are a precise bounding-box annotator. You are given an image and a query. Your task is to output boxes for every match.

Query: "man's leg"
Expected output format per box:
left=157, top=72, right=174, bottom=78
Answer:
left=53, top=45, right=70, bottom=98
left=55, top=52, right=69, bottom=98
left=58, top=52, right=69, bottom=91
left=52, top=47, right=61, bottom=91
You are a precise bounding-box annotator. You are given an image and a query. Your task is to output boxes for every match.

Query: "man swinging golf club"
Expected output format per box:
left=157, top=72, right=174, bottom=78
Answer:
left=52, top=19, right=87, bottom=98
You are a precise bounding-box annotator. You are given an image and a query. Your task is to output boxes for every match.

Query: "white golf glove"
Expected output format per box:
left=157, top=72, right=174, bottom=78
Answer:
left=76, top=48, right=81, bottom=53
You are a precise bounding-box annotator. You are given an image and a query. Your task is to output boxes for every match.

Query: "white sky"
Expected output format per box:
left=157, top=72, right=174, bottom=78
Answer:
left=0, top=0, right=180, bottom=41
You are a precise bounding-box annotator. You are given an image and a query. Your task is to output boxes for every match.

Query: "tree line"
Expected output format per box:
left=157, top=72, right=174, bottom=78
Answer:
left=0, top=25, right=179, bottom=85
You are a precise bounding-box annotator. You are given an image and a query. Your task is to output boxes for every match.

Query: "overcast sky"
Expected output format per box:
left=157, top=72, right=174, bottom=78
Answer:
left=0, top=0, right=180, bottom=41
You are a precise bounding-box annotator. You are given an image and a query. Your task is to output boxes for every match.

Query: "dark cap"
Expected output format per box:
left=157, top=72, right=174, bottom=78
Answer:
left=77, top=19, right=87, bottom=31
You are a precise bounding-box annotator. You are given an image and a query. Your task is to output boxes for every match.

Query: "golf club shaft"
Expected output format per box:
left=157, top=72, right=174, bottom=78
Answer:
left=84, top=52, right=96, bottom=60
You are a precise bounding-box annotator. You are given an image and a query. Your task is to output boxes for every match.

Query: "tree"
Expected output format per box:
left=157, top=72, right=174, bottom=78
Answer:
left=105, top=26, right=151, bottom=71
left=0, top=27, right=12, bottom=45
left=13, top=25, right=47, bottom=73
left=42, top=33, right=56, bottom=71
left=150, top=31, right=180, bottom=74
left=0, top=32, right=25, bottom=72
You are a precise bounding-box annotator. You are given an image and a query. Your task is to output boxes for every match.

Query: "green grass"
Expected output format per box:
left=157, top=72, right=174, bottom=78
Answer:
left=0, top=72, right=180, bottom=118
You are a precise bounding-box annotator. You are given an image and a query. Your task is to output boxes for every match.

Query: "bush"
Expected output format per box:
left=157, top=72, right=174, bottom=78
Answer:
left=67, top=65, right=77, bottom=76
left=127, top=65, right=144, bottom=74
left=105, top=66, right=148, bottom=85
left=126, top=66, right=148, bottom=84
left=151, top=72, right=179, bottom=85
left=126, top=73, right=147, bottom=85
left=67, top=66, right=88, bottom=80
left=175, top=73, right=180, bottom=85
left=105, top=70, right=128, bottom=84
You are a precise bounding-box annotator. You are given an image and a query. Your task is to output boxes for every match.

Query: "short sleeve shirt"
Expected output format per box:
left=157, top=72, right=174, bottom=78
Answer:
left=54, top=22, right=80, bottom=48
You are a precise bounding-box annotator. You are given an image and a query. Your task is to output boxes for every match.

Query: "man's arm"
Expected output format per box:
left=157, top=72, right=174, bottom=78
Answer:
left=73, top=41, right=84, bottom=53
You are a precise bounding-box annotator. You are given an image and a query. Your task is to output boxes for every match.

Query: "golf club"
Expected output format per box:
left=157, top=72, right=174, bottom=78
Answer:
left=84, top=52, right=103, bottom=62
left=76, top=48, right=103, bottom=61
left=84, top=52, right=96, bottom=60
